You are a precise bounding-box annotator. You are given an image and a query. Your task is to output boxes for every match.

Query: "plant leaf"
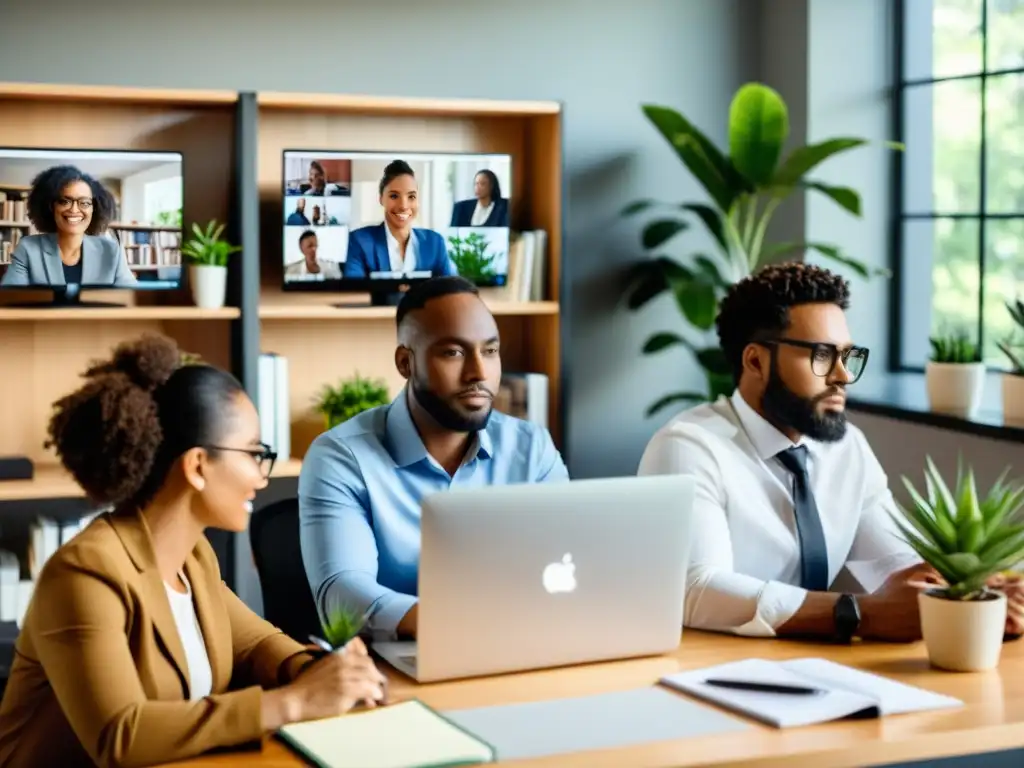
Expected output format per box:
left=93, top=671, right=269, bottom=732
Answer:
left=772, top=138, right=868, bottom=186
left=642, top=219, right=688, bottom=249
left=728, top=83, right=789, bottom=185
left=763, top=241, right=876, bottom=278
left=621, top=199, right=655, bottom=215
left=693, top=255, right=731, bottom=288
left=642, top=104, right=746, bottom=211
left=696, top=346, right=732, bottom=377
left=623, top=256, right=695, bottom=310
left=673, top=277, right=718, bottom=330
left=800, top=180, right=862, bottom=217
left=682, top=204, right=729, bottom=255
left=642, top=332, right=690, bottom=354
left=645, top=391, right=708, bottom=417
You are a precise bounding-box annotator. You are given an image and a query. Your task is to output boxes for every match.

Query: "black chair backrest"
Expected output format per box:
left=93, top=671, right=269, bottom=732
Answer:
left=249, top=497, right=323, bottom=645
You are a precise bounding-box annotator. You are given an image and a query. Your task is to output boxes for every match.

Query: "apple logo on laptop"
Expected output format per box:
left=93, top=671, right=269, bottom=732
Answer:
left=542, top=553, right=576, bottom=594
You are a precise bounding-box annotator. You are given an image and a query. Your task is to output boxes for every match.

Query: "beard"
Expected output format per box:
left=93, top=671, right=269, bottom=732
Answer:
left=762, top=364, right=847, bottom=443
left=411, top=375, right=493, bottom=433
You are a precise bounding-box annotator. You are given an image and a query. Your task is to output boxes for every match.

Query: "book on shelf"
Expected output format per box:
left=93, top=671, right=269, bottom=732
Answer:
left=493, top=372, right=548, bottom=428
left=258, top=352, right=291, bottom=462
left=505, top=229, right=547, bottom=303
left=660, top=657, right=963, bottom=728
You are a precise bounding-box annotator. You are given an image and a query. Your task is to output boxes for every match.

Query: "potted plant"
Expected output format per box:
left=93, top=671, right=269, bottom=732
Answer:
left=620, top=82, right=898, bottom=416
left=314, top=374, right=390, bottom=430
left=997, top=299, right=1024, bottom=427
left=447, top=231, right=501, bottom=283
left=891, top=457, right=1024, bottom=671
left=322, top=604, right=370, bottom=649
left=925, top=332, right=985, bottom=417
left=181, top=219, right=242, bottom=309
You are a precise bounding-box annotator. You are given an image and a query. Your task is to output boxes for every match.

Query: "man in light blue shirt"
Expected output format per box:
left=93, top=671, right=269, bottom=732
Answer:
left=299, top=276, right=568, bottom=640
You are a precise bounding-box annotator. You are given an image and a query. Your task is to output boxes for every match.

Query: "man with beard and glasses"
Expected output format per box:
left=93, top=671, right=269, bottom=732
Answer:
left=299, top=275, right=568, bottom=641
left=637, top=262, right=932, bottom=644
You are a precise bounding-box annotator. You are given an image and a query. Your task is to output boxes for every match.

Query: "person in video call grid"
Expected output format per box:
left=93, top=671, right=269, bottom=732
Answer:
left=449, top=168, right=509, bottom=227
left=342, top=159, right=455, bottom=279
left=299, top=160, right=347, bottom=197
left=0, top=334, right=385, bottom=768
left=299, top=276, right=568, bottom=640
left=286, top=197, right=310, bottom=226
left=0, top=164, right=137, bottom=288
left=637, top=261, right=1024, bottom=643
left=285, top=229, right=341, bottom=280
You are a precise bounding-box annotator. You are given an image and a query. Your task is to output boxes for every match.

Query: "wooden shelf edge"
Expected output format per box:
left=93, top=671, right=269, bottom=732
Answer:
left=257, top=90, right=560, bottom=116
left=0, top=81, right=237, bottom=106
left=0, top=306, right=241, bottom=321
left=0, top=458, right=303, bottom=503
left=259, top=300, right=559, bottom=320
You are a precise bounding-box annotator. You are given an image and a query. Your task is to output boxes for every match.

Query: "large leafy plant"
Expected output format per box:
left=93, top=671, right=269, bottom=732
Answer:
left=181, top=219, right=242, bottom=268
left=623, top=82, right=897, bottom=416
left=314, top=373, right=390, bottom=430
left=997, top=299, right=1024, bottom=374
left=890, top=457, right=1024, bottom=600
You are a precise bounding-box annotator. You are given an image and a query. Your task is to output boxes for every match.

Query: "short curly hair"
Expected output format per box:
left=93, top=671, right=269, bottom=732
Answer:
left=45, top=334, right=246, bottom=510
left=27, top=164, right=118, bottom=235
left=716, top=261, right=851, bottom=384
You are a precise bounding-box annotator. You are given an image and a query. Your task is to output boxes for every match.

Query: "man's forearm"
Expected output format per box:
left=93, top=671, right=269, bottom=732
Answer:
left=776, top=591, right=841, bottom=638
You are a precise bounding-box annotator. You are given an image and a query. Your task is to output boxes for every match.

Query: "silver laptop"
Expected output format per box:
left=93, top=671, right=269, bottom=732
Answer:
left=372, top=474, right=694, bottom=683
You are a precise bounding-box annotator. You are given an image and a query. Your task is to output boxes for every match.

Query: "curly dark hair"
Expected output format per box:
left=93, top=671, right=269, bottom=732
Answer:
left=46, top=334, right=246, bottom=510
left=27, top=164, right=118, bottom=235
left=716, top=261, right=851, bottom=384
left=379, top=159, right=415, bottom=196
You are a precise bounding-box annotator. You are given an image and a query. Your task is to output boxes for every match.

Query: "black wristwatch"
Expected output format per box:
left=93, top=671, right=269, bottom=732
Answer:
left=833, top=593, right=861, bottom=643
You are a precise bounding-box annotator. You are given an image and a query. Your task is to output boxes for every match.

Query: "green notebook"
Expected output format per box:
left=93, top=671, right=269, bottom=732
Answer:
left=277, top=699, right=496, bottom=768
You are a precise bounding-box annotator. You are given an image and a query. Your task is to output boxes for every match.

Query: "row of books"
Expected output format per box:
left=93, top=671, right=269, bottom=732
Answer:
left=0, top=512, right=100, bottom=626
left=504, top=229, right=548, bottom=303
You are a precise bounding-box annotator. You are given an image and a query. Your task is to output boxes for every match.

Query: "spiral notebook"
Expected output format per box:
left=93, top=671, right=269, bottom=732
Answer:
left=277, top=700, right=496, bottom=768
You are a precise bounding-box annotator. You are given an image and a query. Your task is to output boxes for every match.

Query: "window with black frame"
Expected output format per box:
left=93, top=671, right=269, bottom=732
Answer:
left=895, top=0, right=1024, bottom=370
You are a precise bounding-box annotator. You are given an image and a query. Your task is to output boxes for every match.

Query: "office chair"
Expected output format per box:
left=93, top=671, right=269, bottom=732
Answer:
left=249, top=497, right=324, bottom=645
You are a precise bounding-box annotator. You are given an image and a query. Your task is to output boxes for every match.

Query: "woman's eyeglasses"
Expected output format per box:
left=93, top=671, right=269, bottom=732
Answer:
left=206, top=442, right=278, bottom=478
left=55, top=197, right=94, bottom=211
left=757, top=338, right=869, bottom=383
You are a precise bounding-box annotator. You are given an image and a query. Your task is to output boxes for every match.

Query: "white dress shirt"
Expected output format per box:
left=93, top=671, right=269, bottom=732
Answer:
left=637, top=390, right=919, bottom=637
left=164, top=570, right=213, bottom=700
left=470, top=201, right=495, bottom=226
left=385, top=223, right=418, bottom=273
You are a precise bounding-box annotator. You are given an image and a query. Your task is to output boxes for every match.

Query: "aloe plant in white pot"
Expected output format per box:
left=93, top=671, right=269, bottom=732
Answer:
left=996, top=299, right=1024, bottom=427
left=925, top=332, right=985, bottom=417
left=181, top=220, right=242, bottom=309
left=890, top=458, right=1024, bottom=672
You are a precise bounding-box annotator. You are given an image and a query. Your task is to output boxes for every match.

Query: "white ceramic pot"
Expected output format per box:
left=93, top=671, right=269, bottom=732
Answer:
left=1004, top=373, right=1024, bottom=427
left=925, top=361, right=986, bottom=417
left=189, top=265, right=228, bottom=309
left=919, top=590, right=1006, bottom=672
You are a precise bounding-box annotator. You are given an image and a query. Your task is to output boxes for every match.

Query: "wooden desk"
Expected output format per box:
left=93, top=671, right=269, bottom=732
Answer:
left=167, top=631, right=1024, bottom=767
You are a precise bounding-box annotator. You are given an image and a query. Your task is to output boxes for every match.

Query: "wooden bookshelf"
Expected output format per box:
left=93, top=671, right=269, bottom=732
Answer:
left=255, top=91, right=564, bottom=459
left=0, top=457, right=303, bottom=503
left=0, top=82, right=243, bottom=470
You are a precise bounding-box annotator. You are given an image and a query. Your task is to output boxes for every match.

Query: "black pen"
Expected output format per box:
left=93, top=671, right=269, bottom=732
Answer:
left=703, top=678, right=824, bottom=695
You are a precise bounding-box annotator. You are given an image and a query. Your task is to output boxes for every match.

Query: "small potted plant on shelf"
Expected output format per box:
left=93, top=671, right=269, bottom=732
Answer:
left=181, top=219, right=242, bottom=310
left=890, top=457, right=1024, bottom=671
left=925, top=332, right=985, bottom=417
left=997, top=299, right=1024, bottom=427
left=314, top=374, right=390, bottom=430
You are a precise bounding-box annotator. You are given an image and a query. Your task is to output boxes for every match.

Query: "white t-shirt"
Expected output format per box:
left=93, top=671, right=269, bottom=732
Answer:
left=164, top=571, right=213, bottom=700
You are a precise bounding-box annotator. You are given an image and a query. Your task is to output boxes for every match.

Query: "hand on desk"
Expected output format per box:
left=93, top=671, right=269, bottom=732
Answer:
left=859, top=563, right=943, bottom=642
left=261, top=637, right=387, bottom=730
left=986, top=572, right=1024, bottom=638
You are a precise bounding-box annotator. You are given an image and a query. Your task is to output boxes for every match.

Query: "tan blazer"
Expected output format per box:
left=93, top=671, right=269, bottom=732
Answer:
left=0, top=510, right=316, bottom=768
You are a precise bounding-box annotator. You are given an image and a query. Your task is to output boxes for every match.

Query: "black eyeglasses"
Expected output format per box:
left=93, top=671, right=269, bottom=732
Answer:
left=757, top=338, right=870, bottom=383
left=206, top=442, right=277, bottom=478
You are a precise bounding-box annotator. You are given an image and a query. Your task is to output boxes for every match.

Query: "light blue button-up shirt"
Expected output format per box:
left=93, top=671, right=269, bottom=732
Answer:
left=299, top=389, right=569, bottom=636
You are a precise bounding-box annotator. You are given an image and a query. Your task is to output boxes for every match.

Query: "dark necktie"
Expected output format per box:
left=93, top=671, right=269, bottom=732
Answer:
left=775, top=445, right=829, bottom=591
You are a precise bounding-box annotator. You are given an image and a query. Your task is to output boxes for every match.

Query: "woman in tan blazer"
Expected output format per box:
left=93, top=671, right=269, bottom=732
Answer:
left=0, top=334, right=387, bottom=767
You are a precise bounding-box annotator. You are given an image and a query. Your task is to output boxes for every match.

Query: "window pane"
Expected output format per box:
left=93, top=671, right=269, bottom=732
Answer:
left=903, top=80, right=981, bottom=214
left=903, top=0, right=982, bottom=81
left=987, top=0, right=1024, bottom=71
left=985, top=72, right=1024, bottom=213
left=901, top=218, right=980, bottom=366
left=984, top=219, right=1024, bottom=365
